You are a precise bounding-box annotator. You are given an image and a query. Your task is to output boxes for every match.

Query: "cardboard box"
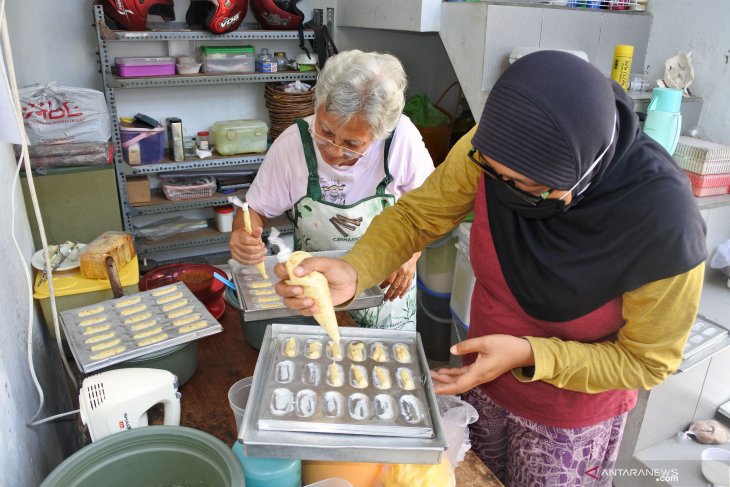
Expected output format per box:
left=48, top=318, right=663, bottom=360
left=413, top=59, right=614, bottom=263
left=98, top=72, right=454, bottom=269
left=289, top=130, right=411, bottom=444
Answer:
left=126, top=176, right=151, bottom=204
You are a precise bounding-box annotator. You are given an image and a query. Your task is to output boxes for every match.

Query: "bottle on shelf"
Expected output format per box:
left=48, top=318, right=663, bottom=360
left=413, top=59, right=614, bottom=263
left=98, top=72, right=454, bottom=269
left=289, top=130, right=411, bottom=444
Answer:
left=256, top=48, right=276, bottom=73
left=274, top=51, right=289, bottom=72
left=197, top=131, right=209, bottom=151
left=610, top=44, right=634, bottom=91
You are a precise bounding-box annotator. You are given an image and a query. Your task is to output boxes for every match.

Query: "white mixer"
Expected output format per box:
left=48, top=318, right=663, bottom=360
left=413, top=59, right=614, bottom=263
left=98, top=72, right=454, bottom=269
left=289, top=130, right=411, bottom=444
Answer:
left=79, top=368, right=181, bottom=441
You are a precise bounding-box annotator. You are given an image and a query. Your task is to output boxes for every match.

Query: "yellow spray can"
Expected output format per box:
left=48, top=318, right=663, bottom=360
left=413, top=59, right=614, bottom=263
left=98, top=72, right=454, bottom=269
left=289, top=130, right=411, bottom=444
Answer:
left=610, top=44, right=634, bottom=91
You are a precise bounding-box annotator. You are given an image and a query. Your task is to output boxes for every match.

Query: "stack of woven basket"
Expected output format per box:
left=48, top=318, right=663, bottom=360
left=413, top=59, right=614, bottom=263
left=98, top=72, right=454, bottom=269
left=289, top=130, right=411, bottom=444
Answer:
left=264, top=82, right=316, bottom=140
left=674, top=136, right=730, bottom=197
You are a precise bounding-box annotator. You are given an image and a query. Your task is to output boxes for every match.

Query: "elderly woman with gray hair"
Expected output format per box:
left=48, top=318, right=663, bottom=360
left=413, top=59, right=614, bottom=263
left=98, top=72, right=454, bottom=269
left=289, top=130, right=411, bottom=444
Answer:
left=230, top=50, right=434, bottom=330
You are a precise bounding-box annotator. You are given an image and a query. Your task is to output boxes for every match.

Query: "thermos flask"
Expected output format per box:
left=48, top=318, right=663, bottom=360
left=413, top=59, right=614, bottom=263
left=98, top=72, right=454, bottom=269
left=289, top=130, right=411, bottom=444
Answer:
left=643, top=87, right=683, bottom=155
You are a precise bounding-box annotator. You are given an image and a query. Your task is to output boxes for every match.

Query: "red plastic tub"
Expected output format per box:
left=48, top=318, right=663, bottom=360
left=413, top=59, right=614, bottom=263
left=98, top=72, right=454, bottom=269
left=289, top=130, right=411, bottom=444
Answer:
left=140, top=263, right=226, bottom=304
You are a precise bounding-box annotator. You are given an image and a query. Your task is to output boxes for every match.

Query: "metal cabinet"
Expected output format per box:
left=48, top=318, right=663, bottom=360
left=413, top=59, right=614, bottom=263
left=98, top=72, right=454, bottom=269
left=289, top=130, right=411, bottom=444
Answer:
left=439, top=2, right=652, bottom=120
left=92, top=5, right=315, bottom=262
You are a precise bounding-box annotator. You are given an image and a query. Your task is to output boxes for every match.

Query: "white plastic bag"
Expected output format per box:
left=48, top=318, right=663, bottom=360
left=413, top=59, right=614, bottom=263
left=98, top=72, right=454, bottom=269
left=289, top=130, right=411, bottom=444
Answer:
left=375, top=395, right=478, bottom=487
left=19, top=82, right=111, bottom=144
left=658, top=51, right=695, bottom=96
left=710, top=240, right=730, bottom=276
left=438, top=394, right=479, bottom=467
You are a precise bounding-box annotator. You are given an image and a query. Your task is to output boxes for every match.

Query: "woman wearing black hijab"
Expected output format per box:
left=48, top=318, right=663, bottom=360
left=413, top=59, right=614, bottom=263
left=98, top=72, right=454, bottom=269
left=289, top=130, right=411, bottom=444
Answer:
left=273, top=51, right=707, bottom=485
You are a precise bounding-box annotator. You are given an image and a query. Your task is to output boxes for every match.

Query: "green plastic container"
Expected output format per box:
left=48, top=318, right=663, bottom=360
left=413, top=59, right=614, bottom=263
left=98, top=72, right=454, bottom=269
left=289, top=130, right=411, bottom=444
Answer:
left=41, top=426, right=244, bottom=487
left=108, top=340, right=199, bottom=386
left=226, top=286, right=318, bottom=350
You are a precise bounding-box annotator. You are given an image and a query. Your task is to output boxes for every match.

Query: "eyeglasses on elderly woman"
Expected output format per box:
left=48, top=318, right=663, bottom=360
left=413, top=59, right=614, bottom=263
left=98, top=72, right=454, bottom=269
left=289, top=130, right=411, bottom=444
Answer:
left=309, top=126, right=373, bottom=160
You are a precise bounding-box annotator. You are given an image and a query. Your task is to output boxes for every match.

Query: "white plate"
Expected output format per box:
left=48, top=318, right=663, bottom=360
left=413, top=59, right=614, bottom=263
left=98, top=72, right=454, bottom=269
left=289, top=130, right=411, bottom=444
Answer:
left=32, top=243, right=87, bottom=272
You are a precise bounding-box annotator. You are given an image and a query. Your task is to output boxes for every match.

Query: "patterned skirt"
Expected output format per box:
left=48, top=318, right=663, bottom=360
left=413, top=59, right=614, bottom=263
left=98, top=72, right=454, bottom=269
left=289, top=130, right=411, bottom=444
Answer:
left=463, top=387, right=627, bottom=486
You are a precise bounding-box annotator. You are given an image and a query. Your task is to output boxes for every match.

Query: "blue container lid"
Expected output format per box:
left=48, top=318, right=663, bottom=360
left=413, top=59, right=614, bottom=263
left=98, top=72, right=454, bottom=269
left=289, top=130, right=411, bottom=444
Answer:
left=231, top=442, right=301, bottom=486
left=416, top=276, right=451, bottom=299
left=649, top=87, right=683, bottom=113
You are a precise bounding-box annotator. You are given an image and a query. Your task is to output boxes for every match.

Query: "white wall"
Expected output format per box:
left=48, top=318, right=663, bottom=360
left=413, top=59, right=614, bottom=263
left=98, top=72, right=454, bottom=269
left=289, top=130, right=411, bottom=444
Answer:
left=645, top=0, right=730, bottom=145
left=0, top=139, right=76, bottom=484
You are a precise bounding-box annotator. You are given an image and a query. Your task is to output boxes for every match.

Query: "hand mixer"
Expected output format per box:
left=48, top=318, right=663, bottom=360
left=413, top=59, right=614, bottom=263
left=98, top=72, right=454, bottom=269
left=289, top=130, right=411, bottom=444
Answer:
left=79, top=368, right=181, bottom=441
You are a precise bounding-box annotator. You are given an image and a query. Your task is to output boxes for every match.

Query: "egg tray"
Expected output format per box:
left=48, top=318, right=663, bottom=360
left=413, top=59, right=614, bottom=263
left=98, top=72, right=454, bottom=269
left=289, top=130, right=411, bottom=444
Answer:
left=683, top=318, right=728, bottom=360
left=231, top=250, right=385, bottom=321
left=240, top=324, right=448, bottom=465
left=60, top=284, right=222, bottom=373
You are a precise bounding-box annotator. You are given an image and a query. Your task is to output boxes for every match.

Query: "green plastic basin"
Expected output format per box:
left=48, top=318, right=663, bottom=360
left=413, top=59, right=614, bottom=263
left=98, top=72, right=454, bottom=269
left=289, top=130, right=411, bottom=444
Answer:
left=41, top=426, right=244, bottom=487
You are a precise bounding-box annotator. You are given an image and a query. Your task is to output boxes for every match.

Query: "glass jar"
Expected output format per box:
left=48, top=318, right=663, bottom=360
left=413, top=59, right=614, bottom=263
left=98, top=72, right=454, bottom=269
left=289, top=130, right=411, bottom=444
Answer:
left=196, top=131, right=209, bottom=151
left=274, top=51, right=288, bottom=72
left=255, top=48, right=276, bottom=73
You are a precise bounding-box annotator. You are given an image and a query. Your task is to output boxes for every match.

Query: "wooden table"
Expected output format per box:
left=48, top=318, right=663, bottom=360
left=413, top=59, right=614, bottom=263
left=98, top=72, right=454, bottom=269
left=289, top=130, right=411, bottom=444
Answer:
left=178, top=303, right=503, bottom=486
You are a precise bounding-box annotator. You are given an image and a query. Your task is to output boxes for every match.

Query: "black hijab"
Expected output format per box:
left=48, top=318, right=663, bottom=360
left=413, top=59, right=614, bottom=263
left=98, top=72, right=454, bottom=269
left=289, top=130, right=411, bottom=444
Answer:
left=471, top=51, right=706, bottom=322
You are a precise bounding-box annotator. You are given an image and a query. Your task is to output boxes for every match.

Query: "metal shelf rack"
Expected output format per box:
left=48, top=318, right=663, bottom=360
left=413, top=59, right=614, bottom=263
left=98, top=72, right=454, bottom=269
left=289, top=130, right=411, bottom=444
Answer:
left=93, top=5, right=311, bottom=259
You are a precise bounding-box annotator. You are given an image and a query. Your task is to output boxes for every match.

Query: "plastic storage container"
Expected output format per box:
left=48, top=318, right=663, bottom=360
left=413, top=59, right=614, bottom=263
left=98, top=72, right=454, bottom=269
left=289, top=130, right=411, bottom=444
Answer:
left=416, top=278, right=452, bottom=362
left=674, top=136, right=730, bottom=175
left=120, top=126, right=165, bottom=165
left=232, top=441, right=301, bottom=487
left=225, top=286, right=318, bottom=350
left=684, top=171, right=730, bottom=197
left=201, top=46, right=255, bottom=73
left=214, top=205, right=235, bottom=232
left=40, top=426, right=244, bottom=487
left=449, top=222, right=474, bottom=326
left=108, top=340, right=198, bottom=387
left=115, top=57, right=175, bottom=77
left=302, top=461, right=383, bottom=487
left=416, top=231, right=458, bottom=295
left=79, top=231, right=136, bottom=279
left=33, top=258, right=140, bottom=339
left=211, top=119, right=268, bottom=156
left=228, top=376, right=253, bottom=432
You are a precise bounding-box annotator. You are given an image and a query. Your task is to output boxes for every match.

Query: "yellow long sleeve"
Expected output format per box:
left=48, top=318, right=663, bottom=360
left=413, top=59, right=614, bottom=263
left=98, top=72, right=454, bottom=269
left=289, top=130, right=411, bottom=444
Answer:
left=514, top=263, right=705, bottom=392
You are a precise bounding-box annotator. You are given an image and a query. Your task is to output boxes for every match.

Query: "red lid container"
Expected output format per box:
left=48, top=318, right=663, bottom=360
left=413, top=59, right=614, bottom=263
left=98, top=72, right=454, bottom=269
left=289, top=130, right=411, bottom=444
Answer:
left=140, top=263, right=226, bottom=304
left=214, top=205, right=235, bottom=214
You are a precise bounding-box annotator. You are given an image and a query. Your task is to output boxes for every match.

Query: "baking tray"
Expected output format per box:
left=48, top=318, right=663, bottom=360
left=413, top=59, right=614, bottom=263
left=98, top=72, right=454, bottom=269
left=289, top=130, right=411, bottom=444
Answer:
left=240, top=324, right=447, bottom=464
left=231, top=250, right=385, bottom=321
left=683, top=317, right=729, bottom=360
left=257, top=327, right=434, bottom=437
left=60, top=284, right=222, bottom=373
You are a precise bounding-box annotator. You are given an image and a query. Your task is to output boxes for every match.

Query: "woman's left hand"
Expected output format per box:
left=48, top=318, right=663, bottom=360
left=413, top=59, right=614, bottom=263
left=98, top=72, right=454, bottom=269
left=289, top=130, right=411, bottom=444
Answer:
left=380, top=252, right=420, bottom=301
left=430, top=334, right=535, bottom=395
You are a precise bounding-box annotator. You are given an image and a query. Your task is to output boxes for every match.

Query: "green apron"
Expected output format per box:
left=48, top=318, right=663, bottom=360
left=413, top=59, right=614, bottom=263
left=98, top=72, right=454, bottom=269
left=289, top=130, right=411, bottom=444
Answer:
left=289, top=119, right=417, bottom=330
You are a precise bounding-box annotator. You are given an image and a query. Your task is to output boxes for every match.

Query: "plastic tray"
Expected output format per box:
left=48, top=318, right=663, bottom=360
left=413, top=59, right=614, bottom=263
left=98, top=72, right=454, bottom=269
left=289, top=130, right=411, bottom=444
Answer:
left=231, top=250, right=384, bottom=321
left=241, top=324, right=447, bottom=465
left=60, top=284, right=222, bottom=373
left=683, top=318, right=728, bottom=360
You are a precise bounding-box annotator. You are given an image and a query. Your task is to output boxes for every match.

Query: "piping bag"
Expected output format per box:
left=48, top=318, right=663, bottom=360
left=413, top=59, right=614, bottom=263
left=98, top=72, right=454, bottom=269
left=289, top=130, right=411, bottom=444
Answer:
left=228, top=196, right=268, bottom=279
left=269, top=228, right=340, bottom=346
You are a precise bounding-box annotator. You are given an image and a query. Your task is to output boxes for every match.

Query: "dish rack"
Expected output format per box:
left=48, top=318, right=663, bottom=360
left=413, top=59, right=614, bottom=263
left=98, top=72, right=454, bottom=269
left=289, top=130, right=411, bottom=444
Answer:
left=162, top=176, right=217, bottom=201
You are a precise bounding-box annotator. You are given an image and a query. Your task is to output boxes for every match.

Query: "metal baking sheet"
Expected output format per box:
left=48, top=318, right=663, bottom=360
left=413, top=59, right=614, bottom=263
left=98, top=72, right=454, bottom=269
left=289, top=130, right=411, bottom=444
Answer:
left=240, top=324, right=447, bottom=464
left=682, top=318, right=728, bottom=360
left=231, top=250, right=384, bottom=321
left=257, top=328, right=433, bottom=437
left=60, top=284, right=222, bottom=373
